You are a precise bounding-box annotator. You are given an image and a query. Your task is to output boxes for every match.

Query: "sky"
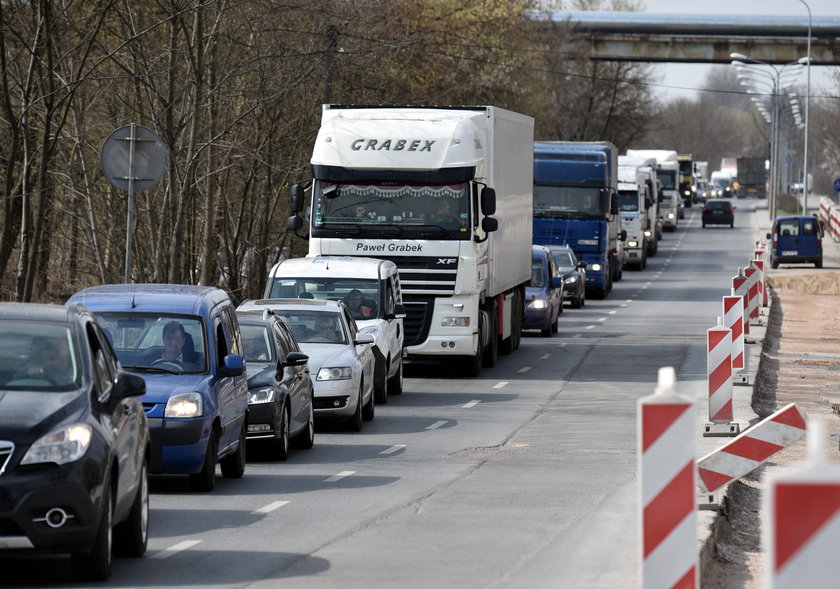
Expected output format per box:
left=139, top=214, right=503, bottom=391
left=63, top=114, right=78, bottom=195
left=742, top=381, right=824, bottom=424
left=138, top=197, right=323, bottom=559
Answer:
left=640, top=0, right=840, bottom=101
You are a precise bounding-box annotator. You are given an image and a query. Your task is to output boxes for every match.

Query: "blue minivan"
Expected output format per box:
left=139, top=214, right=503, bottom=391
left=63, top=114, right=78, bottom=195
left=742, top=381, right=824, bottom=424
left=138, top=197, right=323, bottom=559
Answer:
left=522, top=245, right=564, bottom=337
left=768, top=215, right=823, bottom=269
left=67, top=284, right=249, bottom=491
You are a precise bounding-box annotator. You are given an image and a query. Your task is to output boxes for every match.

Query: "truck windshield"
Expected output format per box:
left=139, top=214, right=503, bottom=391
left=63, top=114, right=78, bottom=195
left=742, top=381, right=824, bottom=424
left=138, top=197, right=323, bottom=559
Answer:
left=312, top=181, right=470, bottom=239
left=657, top=171, right=676, bottom=190
left=533, top=185, right=604, bottom=219
left=618, top=191, right=639, bottom=212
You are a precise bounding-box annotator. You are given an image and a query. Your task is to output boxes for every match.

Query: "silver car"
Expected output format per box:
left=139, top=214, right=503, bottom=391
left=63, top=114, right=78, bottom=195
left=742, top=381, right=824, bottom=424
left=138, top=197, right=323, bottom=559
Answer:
left=236, top=299, right=375, bottom=431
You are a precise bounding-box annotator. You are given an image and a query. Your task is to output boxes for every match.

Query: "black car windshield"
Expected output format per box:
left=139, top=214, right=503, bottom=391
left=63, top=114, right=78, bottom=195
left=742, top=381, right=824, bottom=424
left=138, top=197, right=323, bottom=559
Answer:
left=240, top=324, right=276, bottom=363
left=551, top=250, right=576, bottom=269
left=0, top=322, right=80, bottom=391
left=94, top=312, right=207, bottom=374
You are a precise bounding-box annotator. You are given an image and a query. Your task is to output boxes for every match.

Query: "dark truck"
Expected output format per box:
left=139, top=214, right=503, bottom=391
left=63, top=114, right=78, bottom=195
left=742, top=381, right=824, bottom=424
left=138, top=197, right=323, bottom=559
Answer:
left=736, top=157, right=766, bottom=199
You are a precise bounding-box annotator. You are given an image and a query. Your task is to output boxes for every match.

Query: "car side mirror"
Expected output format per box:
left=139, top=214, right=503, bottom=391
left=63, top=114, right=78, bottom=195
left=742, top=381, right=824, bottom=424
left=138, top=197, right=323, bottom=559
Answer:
left=384, top=303, right=406, bottom=321
left=218, top=354, right=245, bottom=377
left=551, top=276, right=564, bottom=289
left=283, top=351, right=309, bottom=367
left=354, top=333, right=375, bottom=345
left=112, top=372, right=146, bottom=401
left=766, top=232, right=772, bottom=239
left=578, top=261, right=587, bottom=269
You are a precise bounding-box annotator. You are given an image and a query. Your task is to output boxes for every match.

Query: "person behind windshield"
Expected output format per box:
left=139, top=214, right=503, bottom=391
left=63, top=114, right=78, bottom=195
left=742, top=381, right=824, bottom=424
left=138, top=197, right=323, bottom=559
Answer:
left=346, top=289, right=374, bottom=320
left=430, top=198, right=463, bottom=227
left=17, top=336, right=75, bottom=385
left=314, top=315, right=341, bottom=343
left=162, top=321, right=187, bottom=362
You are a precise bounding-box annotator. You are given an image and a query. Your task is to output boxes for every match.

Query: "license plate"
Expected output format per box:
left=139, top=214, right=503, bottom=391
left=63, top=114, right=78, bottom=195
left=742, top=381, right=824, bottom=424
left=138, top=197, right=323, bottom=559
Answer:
left=782, top=250, right=797, bottom=256
left=713, top=210, right=723, bottom=214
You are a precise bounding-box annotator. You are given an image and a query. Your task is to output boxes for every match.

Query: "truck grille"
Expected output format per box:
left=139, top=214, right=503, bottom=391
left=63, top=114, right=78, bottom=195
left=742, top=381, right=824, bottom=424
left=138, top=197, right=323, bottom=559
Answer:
left=0, top=441, right=13, bottom=476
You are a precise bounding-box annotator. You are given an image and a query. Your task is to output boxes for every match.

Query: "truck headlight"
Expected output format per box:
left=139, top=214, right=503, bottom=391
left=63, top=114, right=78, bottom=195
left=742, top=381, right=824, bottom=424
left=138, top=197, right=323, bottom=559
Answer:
left=590, top=263, right=602, bottom=272
left=527, top=299, right=548, bottom=310
left=643, top=230, right=652, bottom=237
left=248, top=387, right=275, bottom=404
left=21, top=424, right=92, bottom=466
left=627, top=240, right=639, bottom=248
left=165, top=392, right=203, bottom=418
left=318, top=366, right=352, bottom=381
left=441, top=316, right=470, bottom=327
left=667, top=213, right=675, bottom=219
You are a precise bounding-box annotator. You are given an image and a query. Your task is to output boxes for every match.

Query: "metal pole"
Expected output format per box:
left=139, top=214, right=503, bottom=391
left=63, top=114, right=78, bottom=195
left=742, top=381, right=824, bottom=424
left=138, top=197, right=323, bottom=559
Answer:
left=798, top=0, right=812, bottom=214
left=124, top=123, right=136, bottom=284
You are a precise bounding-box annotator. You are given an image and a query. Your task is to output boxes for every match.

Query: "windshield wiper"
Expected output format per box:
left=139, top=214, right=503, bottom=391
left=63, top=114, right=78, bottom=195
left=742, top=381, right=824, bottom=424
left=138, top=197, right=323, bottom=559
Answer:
left=129, top=365, right=185, bottom=375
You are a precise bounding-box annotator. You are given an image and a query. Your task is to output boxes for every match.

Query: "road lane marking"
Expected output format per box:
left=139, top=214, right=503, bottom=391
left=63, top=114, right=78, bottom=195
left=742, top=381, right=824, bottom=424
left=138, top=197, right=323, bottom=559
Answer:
left=608, top=310, right=617, bottom=315
left=426, top=420, right=448, bottom=430
left=597, top=317, right=606, bottom=322
left=540, top=353, right=551, bottom=360
left=380, top=445, right=406, bottom=455
left=253, top=501, right=290, bottom=514
left=324, top=471, right=355, bottom=482
left=151, top=540, right=202, bottom=559
left=463, top=400, right=481, bottom=408
left=492, top=381, right=508, bottom=389
left=518, top=366, right=532, bottom=373
left=573, top=334, right=583, bottom=339
left=586, top=325, right=596, bottom=329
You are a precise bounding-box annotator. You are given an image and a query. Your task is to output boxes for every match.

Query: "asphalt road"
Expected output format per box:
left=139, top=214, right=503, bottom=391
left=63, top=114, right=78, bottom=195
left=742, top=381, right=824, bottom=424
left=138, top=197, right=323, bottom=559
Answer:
left=0, top=202, right=767, bottom=588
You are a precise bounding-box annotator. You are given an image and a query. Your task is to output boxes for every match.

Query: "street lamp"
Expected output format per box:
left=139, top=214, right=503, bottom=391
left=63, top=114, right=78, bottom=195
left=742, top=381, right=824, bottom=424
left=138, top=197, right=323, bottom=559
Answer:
left=797, top=0, right=812, bottom=214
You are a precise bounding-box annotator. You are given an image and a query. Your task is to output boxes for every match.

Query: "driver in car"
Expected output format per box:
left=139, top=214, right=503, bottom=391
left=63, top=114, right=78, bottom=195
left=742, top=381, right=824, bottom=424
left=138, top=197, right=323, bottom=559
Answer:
left=162, top=321, right=187, bottom=362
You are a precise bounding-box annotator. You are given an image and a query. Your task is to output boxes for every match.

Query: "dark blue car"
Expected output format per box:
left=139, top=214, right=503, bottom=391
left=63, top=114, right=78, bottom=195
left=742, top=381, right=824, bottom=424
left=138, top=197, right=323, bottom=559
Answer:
left=768, top=215, right=823, bottom=268
left=522, top=245, right=564, bottom=337
left=67, top=284, right=249, bottom=492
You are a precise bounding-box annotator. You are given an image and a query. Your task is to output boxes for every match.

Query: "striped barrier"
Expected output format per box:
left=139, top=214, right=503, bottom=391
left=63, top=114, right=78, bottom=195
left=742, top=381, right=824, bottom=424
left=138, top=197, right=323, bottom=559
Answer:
left=723, top=295, right=745, bottom=374
left=765, top=420, right=840, bottom=588
left=697, top=403, right=807, bottom=495
left=639, top=366, right=697, bottom=589
left=704, top=319, right=737, bottom=437
left=753, top=258, right=767, bottom=308
left=743, top=265, right=760, bottom=324
left=732, top=271, right=750, bottom=338
left=818, top=197, right=840, bottom=242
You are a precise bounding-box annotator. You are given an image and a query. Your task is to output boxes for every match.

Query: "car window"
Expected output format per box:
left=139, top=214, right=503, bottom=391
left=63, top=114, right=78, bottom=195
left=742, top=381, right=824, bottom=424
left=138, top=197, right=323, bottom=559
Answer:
left=551, top=250, right=575, bottom=268
left=802, top=219, right=818, bottom=236
left=273, top=310, right=348, bottom=345
left=87, top=323, right=116, bottom=402
left=268, top=277, right=381, bottom=316
left=777, top=220, right=799, bottom=236
left=0, top=322, right=80, bottom=391
left=94, top=312, right=207, bottom=374
left=530, top=258, right=546, bottom=287
left=240, top=323, right=275, bottom=363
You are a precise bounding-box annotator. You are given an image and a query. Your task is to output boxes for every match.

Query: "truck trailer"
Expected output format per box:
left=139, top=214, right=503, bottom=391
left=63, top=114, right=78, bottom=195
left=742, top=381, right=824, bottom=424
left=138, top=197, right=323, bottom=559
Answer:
left=287, top=105, right=534, bottom=377
left=532, top=141, right=622, bottom=299
left=735, top=157, right=767, bottom=199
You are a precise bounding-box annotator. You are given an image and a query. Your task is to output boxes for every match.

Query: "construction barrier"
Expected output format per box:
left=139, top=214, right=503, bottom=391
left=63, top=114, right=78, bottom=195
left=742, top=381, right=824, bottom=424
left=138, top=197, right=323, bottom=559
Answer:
left=743, top=265, right=760, bottom=323
left=697, top=403, right=807, bottom=495
left=765, top=421, right=840, bottom=588
left=753, top=258, right=767, bottom=308
left=732, top=271, right=750, bottom=337
left=723, top=295, right=745, bottom=371
left=704, top=319, right=737, bottom=436
left=639, top=366, right=697, bottom=589
left=818, top=196, right=840, bottom=241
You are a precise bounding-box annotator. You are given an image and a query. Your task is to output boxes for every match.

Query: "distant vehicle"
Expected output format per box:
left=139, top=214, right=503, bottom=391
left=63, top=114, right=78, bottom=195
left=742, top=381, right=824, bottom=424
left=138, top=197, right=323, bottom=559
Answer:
left=735, top=157, right=766, bottom=199
left=264, top=256, right=405, bottom=403
left=548, top=245, right=586, bottom=309
left=0, top=303, right=149, bottom=581
left=767, top=215, right=823, bottom=268
left=66, top=284, right=249, bottom=492
left=694, top=181, right=710, bottom=203
left=702, top=199, right=735, bottom=228
left=236, top=309, right=315, bottom=460
left=522, top=245, right=564, bottom=337
left=237, top=299, right=375, bottom=431
left=677, top=154, right=694, bottom=208
left=626, top=149, right=681, bottom=231
left=710, top=171, right=734, bottom=198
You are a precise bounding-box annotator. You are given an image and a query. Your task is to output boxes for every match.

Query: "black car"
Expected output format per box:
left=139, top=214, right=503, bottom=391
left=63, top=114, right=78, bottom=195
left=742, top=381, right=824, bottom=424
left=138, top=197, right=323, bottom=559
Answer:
left=548, top=245, right=587, bottom=309
left=702, top=199, right=735, bottom=228
left=236, top=309, right=315, bottom=460
left=0, top=303, right=149, bottom=581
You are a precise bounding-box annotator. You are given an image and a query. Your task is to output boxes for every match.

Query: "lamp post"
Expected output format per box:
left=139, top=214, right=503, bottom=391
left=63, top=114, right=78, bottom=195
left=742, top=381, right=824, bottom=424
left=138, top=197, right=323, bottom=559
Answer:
left=797, top=0, right=812, bottom=214
left=730, top=53, right=804, bottom=219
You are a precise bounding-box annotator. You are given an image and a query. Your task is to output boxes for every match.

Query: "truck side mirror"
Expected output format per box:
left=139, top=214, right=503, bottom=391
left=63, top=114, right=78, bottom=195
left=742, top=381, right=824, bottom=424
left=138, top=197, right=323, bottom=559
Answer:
left=619, top=229, right=627, bottom=241
left=610, top=193, right=619, bottom=216
left=481, top=186, right=496, bottom=216
left=289, top=184, right=304, bottom=213
left=288, top=215, right=303, bottom=231
left=481, top=216, right=498, bottom=233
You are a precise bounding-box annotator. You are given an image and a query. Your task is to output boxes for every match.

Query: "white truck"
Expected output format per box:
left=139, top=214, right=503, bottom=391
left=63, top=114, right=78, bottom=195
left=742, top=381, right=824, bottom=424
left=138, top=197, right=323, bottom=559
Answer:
left=619, top=154, right=661, bottom=250
left=617, top=155, right=656, bottom=269
left=287, top=105, right=534, bottom=377
left=264, top=256, right=405, bottom=403
left=625, top=149, right=680, bottom=232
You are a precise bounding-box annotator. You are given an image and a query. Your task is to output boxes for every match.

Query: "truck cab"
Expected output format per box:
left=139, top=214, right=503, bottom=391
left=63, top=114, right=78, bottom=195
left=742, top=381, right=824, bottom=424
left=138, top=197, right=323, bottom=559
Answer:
left=265, top=256, right=406, bottom=402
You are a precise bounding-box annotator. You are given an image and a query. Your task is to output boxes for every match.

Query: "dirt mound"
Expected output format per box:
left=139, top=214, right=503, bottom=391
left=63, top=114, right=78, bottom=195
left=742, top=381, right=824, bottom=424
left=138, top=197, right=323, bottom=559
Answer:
left=766, top=273, right=840, bottom=295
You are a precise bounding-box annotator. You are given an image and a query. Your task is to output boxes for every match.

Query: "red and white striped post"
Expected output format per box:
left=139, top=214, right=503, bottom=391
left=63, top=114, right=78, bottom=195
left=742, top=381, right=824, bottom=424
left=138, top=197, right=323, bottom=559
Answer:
left=765, top=420, right=840, bottom=588
left=639, top=366, right=697, bottom=589
left=743, top=265, right=760, bottom=324
left=704, top=318, right=738, bottom=437
left=698, top=403, right=807, bottom=496
left=723, top=296, right=746, bottom=385
left=753, top=258, right=768, bottom=308
left=732, top=270, right=751, bottom=338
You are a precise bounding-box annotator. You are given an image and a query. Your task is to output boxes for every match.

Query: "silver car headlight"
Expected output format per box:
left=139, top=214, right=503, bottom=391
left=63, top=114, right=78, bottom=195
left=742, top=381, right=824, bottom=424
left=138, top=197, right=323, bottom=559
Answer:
left=317, top=366, right=352, bottom=381
left=527, top=298, right=548, bottom=310
left=565, top=275, right=578, bottom=284
left=248, top=387, right=275, bottom=404
left=165, top=392, right=203, bottom=418
left=667, top=213, right=675, bottom=219
left=21, top=423, right=92, bottom=466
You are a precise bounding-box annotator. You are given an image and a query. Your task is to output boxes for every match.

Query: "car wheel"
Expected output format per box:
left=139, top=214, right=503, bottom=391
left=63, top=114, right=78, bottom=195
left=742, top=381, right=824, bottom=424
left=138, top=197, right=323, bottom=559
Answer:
left=114, top=461, right=149, bottom=557
left=771, top=259, right=779, bottom=269
left=347, top=384, right=364, bottom=431
left=272, top=404, right=291, bottom=461
left=221, top=425, right=246, bottom=478
left=702, top=222, right=706, bottom=228
left=387, top=360, right=403, bottom=395
left=816, top=258, right=823, bottom=268
left=362, top=383, right=375, bottom=422
left=71, top=481, right=112, bottom=581
left=551, top=309, right=559, bottom=333
left=292, top=397, right=315, bottom=449
left=374, top=361, right=388, bottom=404
left=189, top=435, right=216, bottom=492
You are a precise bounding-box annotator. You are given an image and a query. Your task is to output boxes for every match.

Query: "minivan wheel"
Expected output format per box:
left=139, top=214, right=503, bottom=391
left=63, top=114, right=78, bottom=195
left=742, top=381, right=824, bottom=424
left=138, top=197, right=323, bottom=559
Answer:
left=189, top=435, right=216, bottom=492
left=221, top=425, right=246, bottom=478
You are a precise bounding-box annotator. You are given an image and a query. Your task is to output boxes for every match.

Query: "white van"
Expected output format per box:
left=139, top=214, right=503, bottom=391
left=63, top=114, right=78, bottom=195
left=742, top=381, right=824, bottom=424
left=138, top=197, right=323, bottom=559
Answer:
left=264, top=256, right=406, bottom=403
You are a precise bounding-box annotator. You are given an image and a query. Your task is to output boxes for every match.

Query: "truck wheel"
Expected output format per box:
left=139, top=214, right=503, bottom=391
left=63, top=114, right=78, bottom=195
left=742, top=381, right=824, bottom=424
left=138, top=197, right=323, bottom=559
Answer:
left=483, top=305, right=498, bottom=366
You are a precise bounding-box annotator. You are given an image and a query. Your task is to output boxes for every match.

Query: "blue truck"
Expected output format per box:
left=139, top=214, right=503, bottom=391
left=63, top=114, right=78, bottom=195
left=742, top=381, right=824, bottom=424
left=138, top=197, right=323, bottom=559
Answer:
left=532, top=141, right=622, bottom=299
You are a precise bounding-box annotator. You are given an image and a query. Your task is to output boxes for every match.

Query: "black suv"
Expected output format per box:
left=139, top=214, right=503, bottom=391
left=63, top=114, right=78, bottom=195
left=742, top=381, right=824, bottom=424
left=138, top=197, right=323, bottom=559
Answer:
left=0, top=303, right=149, bottom=581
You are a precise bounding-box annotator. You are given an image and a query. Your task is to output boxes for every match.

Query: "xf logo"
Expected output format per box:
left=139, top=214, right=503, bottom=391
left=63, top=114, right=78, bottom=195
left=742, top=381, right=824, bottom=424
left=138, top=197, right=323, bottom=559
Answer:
left=436, top=258, right=457, bottom=265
